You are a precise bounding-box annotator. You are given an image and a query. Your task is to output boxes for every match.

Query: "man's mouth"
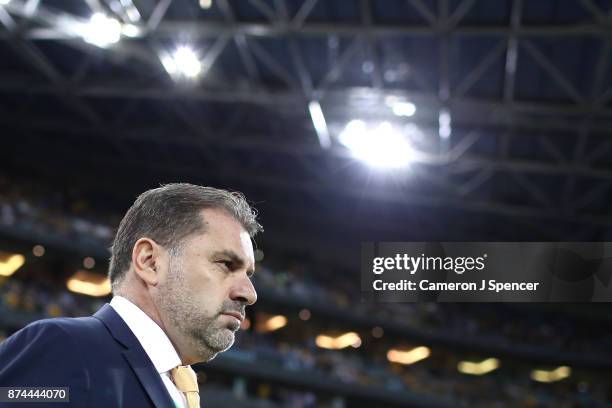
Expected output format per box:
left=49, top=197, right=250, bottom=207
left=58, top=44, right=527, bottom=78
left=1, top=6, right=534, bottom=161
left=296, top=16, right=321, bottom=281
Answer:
left=220, top=311, right=244, bottom=324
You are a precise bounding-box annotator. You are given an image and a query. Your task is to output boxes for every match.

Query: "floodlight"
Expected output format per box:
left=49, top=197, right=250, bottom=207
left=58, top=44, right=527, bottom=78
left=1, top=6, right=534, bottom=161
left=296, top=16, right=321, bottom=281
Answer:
left=385, top=96, right=416, bottom=117
left=339, top=120, right=413, bottom=168
left=82, top=13, right=122, bottom=47
left=162, top=46, right=202, bottom=79
left=308, top=100, right=331, bottom=149
left=392, top=102, right=416, bottom=117
left=439, top=109, right=452, bottom=139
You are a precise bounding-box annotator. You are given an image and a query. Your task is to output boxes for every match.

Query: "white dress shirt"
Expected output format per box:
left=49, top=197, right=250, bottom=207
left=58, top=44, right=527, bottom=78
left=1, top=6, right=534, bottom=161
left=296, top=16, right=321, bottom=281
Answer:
left=110, top=296, right=188, bottom=408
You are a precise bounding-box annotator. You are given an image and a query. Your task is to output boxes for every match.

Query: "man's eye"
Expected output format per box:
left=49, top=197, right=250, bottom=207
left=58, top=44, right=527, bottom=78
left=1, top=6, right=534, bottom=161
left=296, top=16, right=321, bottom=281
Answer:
left=218, top=260, right=232, bottom=269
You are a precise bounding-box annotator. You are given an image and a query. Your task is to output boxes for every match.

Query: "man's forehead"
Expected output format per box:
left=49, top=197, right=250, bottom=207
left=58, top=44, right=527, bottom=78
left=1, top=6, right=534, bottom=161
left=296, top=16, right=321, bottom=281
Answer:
left=197, top=208, right=255, bottom=260
left=200, top=208, right=242, bottom=230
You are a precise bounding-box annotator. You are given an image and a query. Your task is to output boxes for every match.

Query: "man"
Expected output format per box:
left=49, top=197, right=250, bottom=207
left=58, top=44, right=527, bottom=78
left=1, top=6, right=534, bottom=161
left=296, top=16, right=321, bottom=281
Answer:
left=0, top=183, right=262, bottom=407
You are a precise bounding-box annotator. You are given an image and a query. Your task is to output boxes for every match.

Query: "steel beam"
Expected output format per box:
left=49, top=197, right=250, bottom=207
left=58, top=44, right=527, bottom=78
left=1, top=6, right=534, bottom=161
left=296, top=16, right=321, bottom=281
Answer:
left=146, top=21, right=612, bottom=38
left=521, top=39, right=586, bottom=104
left=2, top=81, right=612, bottom=134
left=3, top=21, right=610, bottom=41
left=504, top=0, right=522, bottom=102
left=3, top=116, right=612, bottom=182
left=292, top=0, right=319, bottom=28
left=407, top=0, right=437, bottom=26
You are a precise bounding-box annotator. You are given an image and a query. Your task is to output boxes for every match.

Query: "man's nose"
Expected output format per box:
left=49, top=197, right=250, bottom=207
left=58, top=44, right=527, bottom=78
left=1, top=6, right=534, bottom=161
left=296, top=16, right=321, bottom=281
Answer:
left=229, top=274, right=257, bottom=306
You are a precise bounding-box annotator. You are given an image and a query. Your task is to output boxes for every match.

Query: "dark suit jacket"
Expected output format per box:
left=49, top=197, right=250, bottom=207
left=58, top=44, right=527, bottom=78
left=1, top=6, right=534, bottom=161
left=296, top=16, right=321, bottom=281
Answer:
left=0, top=304, right=177, bottom=407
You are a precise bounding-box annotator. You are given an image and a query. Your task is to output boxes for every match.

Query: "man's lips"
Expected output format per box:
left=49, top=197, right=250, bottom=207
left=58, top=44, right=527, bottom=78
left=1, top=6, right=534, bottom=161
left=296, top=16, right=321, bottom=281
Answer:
left=221, top=311, right=244, bottom=322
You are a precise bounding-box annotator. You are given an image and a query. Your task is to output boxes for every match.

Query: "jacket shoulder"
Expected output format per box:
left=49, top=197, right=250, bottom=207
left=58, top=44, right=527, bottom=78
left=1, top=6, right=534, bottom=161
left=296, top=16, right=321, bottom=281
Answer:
left=0, top=317, right=92, bottom=396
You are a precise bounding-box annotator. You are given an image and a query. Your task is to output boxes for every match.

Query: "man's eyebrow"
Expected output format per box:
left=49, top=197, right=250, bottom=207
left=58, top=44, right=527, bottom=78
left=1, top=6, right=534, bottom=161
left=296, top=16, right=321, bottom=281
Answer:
left=213, top=250, right=255, bottom=274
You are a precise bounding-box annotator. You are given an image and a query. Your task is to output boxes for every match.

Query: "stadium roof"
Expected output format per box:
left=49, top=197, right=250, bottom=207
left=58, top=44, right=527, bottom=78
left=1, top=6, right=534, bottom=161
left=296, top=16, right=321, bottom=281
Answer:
left=1, top=0, right=612, bottom=257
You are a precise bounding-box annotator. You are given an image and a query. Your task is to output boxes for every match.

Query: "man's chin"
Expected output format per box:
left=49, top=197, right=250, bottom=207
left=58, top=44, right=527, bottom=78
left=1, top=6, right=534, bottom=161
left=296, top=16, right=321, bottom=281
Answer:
left=219, top=333, right=235, bottom=351
left=206, top=330, right=235, bottom=352
left=194, top=339, right=232, bottom=362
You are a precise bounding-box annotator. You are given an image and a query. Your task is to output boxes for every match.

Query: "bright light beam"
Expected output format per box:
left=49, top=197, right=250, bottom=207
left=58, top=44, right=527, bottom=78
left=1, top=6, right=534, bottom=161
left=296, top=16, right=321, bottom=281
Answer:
left=531, top=366, right=571, bottom=383
left=81, top=13, right=122, bottom=47
left=387, top=346, right=430, bottom=365
left=439, top=108, right=452, bottom=139
left=339, top=120, right=413, bottom=168
left=121, top=24, right=141, bottom=38
left=458, top=358, right=500, bottom=375
left=174, top=47, right=201, bottom=77
left=308, top=100, right=331, bottom=149
left=120, top=0, right=142, bottom=22
left=392, top=102, right=416, bottom=117
left=161, top=46, right=202, bottom=80
left=0, top=253, right=25, bottom=277
left=66, top=270, right=112, bottom=297
left=385, top=96, right=416, bottom=117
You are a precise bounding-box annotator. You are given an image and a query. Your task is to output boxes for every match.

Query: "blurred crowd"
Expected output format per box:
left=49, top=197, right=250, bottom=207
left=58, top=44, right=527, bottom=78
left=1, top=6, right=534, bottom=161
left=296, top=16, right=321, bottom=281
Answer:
left=231, top=319, right=610, bottom=407
left=253, top=261, right=612, bottom=356
left=0, top=176, right=117, bottom=246
left=1, top=178, right=612, bottom=406
left=1, top=278, right=610, bottom=407
left=0, top=277, right=104, bottom=319
left=2, top=178, right=612, bottom=353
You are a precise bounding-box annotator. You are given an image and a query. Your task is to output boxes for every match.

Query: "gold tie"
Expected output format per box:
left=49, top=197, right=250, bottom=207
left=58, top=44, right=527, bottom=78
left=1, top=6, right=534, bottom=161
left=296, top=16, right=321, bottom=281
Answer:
left=170, top=365, right=200, bottom=408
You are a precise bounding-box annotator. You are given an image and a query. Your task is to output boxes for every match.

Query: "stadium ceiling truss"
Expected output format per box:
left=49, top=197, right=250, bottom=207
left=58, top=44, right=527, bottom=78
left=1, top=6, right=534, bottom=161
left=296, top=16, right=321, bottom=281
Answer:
left=2, top=0, right=612, bottom=232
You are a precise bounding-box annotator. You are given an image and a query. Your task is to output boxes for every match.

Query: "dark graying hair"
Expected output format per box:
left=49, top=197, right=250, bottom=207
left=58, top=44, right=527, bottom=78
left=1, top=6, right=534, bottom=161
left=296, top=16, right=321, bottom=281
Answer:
left=109, top=183, right=262, bottom=291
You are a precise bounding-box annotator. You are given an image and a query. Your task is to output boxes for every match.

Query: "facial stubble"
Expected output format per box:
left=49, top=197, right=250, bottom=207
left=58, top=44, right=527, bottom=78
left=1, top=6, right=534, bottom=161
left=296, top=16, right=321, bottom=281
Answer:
left=155, top=255, right=238, bottom=362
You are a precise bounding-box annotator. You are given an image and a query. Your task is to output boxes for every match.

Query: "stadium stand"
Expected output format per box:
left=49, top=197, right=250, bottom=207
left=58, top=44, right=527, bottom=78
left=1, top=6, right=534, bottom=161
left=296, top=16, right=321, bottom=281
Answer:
left=1, top=181, right=611, bottom=407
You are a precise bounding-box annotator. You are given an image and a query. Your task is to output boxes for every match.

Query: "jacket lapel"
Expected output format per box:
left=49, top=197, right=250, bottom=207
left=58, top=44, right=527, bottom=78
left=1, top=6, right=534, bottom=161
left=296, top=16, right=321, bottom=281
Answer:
left=122, top=348, right=177, bottom=408
left=94, top=304, right=176, bottom=408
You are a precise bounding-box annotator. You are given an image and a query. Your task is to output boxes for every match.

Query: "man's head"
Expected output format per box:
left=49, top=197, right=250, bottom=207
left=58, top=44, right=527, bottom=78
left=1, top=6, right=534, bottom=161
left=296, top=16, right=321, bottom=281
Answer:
left=108, top=183, right=262, bottom=363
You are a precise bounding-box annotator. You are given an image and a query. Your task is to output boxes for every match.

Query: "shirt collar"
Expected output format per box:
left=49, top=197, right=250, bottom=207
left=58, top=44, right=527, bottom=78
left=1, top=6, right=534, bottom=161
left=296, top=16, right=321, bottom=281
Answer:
left=110, top=295, right=182, bottom=374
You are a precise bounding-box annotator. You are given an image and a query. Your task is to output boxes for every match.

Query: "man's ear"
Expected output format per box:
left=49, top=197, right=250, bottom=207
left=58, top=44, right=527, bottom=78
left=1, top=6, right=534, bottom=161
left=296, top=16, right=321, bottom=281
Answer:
left=131, top=238, right=163, bottom=286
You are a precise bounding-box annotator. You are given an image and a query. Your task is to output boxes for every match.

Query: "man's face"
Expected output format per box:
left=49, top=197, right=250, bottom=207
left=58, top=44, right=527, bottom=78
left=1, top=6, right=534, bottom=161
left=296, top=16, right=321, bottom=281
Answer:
left=153, top=208, right=257, bottom=362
